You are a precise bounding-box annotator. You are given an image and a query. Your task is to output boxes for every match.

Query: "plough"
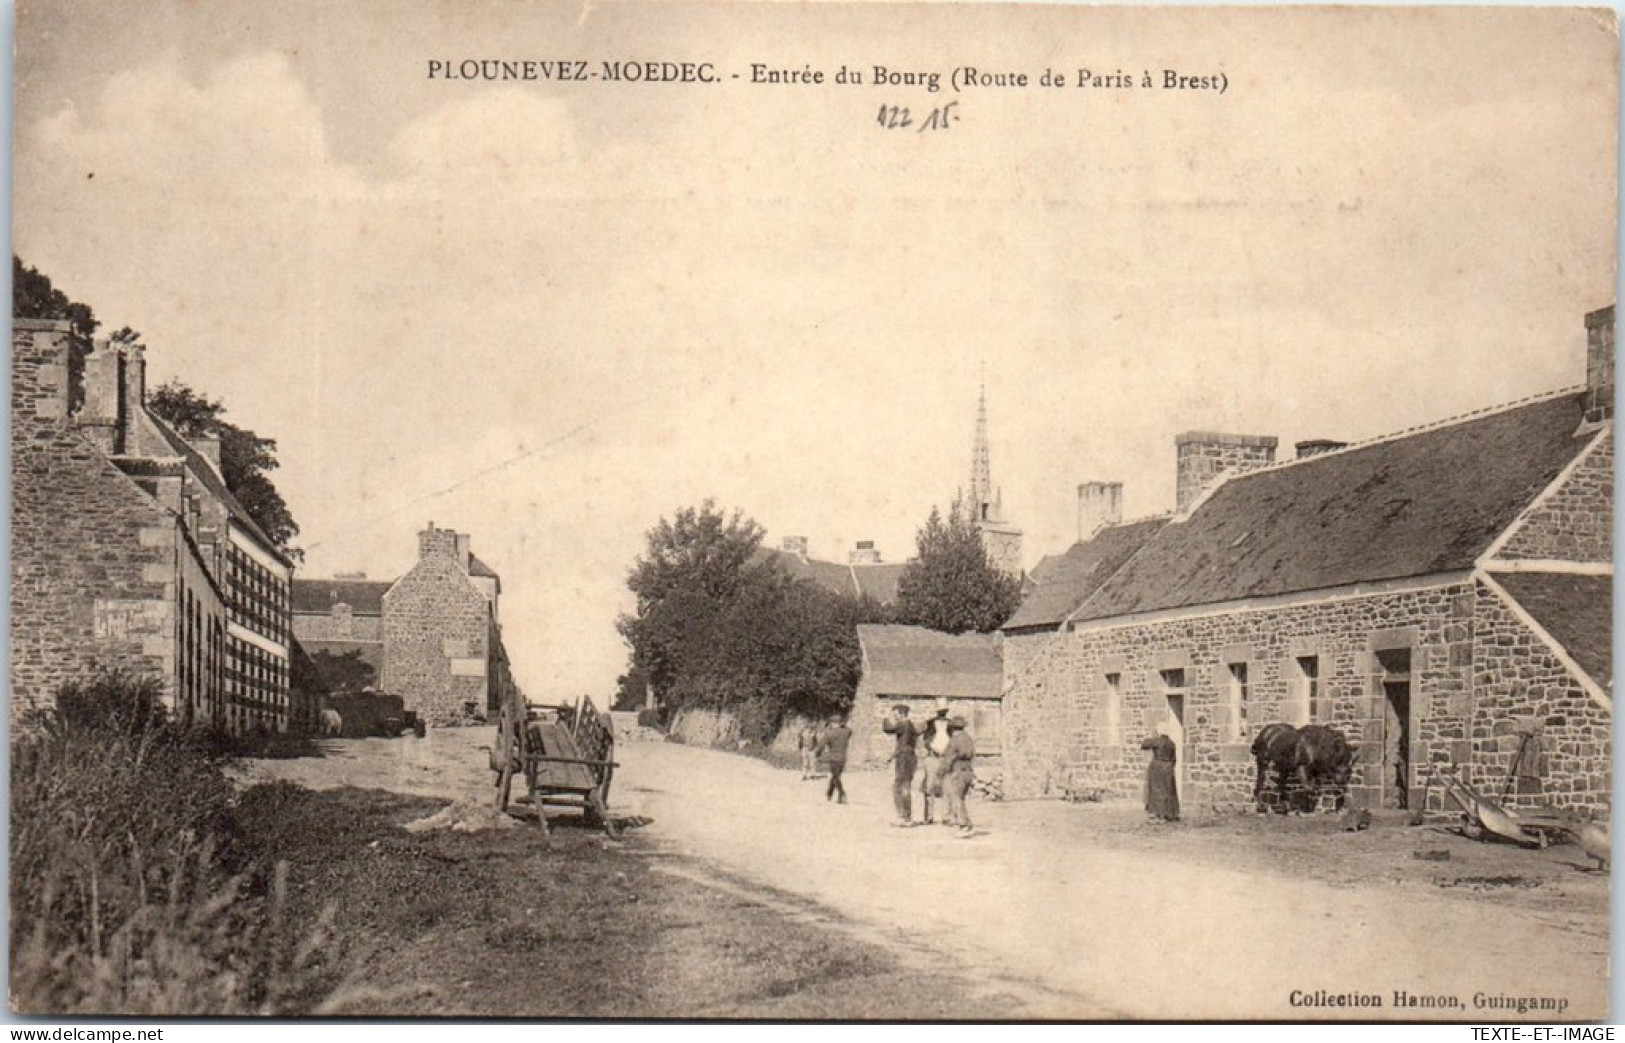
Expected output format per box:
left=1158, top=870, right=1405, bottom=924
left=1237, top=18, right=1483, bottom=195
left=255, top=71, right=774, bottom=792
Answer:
left=1437, top=768, right=1568, bottom=849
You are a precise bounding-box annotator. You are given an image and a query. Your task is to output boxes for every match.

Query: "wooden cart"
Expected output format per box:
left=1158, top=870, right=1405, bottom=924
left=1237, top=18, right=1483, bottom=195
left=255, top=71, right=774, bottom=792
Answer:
left=490, top=691, right=618, bottom=837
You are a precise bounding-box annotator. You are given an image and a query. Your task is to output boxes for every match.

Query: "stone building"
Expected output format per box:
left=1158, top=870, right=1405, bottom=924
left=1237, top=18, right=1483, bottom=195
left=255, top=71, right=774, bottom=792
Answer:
left=11, top=320, right=295, bottom=733
left=1001, top=307, right=1613, bottom=814
left=290, top=575, right=391, bottom=681
left=849, top=624, right=1004, bottom=767
left=352, top=523, right=512, bottom=723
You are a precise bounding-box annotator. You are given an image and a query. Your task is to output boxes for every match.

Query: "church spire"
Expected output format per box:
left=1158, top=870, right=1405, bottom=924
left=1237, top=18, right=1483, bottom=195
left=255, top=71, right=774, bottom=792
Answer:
left=969, top=379, right=998, bottom=524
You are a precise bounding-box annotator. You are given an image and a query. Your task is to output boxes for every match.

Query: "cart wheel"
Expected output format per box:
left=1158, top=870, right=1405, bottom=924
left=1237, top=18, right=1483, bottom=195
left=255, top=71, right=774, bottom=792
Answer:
left=587, top=788, right=618, bottom=839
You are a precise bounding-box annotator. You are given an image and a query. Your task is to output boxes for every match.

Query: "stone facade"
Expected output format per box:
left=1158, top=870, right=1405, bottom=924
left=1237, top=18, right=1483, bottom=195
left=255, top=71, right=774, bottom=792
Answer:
left=1002, top=579, right=1479, bottom=810
left=12, top=322, right=181, bottom=720
left=11, top=320, right=292, bottom=733
left=380, top=524, right=497, bottom=723
left=1496, top=432, right=1613, bottom=563
left=1471, top=580, right=1611, bottom=808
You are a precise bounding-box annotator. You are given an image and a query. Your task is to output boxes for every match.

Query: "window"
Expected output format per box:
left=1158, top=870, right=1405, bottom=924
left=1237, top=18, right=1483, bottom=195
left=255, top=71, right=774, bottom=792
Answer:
left=1294, top=656, right=1321, bottom=725
left=1103, top=672, right=1122, bottom=745
left=1159, top=667, right=1187, bottom=689
left=1227, top=662, right=1250, bottom=741
left=971, top=706, right=1001, bottom=753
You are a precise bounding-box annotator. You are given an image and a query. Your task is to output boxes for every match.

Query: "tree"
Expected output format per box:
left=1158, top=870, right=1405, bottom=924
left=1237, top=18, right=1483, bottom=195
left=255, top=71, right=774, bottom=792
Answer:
left=148, top=380, right=302, bottom=560
left=13, top=256, right=98, bottom=410
left=893, top=500, right=1023, bottom=634
left=617, top=501, right=767, bottom=705
left=616, top=502, right=874, bottom=730
left=308, top=649, right=378, bottom=695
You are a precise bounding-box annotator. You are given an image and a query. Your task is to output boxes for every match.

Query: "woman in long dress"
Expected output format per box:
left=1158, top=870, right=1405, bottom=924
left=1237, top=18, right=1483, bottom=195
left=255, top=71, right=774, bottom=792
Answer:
left=1141, top=733, right=1180, bottom=822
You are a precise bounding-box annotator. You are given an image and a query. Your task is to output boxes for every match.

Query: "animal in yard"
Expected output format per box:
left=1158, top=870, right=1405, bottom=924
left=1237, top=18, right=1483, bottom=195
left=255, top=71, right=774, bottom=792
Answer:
left=1251, top=723, right=1300, bottom=812
left=1560, top=810, right=1610, bottom=871
left=1252, top=723, right=1357, bottom=813
left=319, top=708, right=343, bottom=737
left=1291, top=725, right=1358, bottom=813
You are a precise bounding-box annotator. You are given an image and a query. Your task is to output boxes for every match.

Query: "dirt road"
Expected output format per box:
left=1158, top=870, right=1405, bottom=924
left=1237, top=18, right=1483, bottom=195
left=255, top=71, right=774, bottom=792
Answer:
left=246, top=729, right=1610, bottom=1021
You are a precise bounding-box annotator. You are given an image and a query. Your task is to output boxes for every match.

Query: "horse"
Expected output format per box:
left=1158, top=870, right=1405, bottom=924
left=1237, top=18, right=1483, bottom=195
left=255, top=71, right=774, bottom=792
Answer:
left=1291, top=724, right=1357, bottom=812
left=1251, top=723, right=1300, bottom=812
left=319, top=708, right=343, bottom=737
left=1252, top=722, right=1356, bottom=813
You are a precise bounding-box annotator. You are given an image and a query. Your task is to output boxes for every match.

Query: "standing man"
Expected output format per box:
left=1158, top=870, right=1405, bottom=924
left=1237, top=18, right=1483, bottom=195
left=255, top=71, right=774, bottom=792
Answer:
left=798, top=719, right=820, bottom=780
left=881, top=703, right=920, bottom=826
left=919, top=699, right=952, bottom=824
left=817, top=714, right=853, bottom=804
left=942, top=715, right=978, bottom=838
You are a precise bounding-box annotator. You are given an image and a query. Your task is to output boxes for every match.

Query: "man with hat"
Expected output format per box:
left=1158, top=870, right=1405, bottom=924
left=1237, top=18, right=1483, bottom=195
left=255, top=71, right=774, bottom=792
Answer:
left=942, top=714, right=978, bottom=838
left=881, top=703, right=921, bottom=826
left=919, top=699, right=953, bottom=824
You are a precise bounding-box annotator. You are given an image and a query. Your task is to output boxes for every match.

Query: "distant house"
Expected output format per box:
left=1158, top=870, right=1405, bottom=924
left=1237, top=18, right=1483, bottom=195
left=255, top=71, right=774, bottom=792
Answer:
left=290, top=576, right=390, bottom=681
left=850, top=624, right=1004, bottom=766
left=758, top=536, right=906, bottom=605
left=295, top=523, right=516, bottom=724
left=11, top=321, right=295, bottom=733
left=1001, top=306, right=1613, bottom=814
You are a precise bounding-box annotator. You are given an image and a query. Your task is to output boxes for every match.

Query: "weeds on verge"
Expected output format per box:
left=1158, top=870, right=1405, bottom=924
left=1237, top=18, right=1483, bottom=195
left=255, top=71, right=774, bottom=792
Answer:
left=10, top=670, right=358, bottom=1015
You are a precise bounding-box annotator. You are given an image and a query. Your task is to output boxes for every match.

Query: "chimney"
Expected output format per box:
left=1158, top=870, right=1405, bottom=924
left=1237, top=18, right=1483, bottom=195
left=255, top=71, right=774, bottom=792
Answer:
left=849, top=540, right=882, bottom=566
left=1175, top=431, right=1278, bottom=513
left=13, top=320, right=73, bottom=429
left=187, top=433, right=222, bottom=472
left=1077, top=481, right=1124, bottom=542
left=77, top=337, right=124, bottom=453
left=1584, top=304, right=1614, bottom=425
left=1294, top=439, right=1348, bottom=459
left=418, top=522, right=459, bottom=561
left=121, top=343, right=147, bottom=440
left=781, top=535, right=809, bottom=558
left=455, top=532, right=472, bottom=572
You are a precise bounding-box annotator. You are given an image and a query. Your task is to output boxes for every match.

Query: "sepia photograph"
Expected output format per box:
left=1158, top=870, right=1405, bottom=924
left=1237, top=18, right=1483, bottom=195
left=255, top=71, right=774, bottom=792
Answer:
left=8, top=0, right=1617, bottom=1022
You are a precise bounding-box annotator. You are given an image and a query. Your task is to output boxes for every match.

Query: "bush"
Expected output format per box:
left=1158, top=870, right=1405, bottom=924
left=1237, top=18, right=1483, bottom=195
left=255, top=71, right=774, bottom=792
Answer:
left=735, top=696, right=785, bottom=747
left=10, top=669, right=353, bottom=1015
left=635, top=707, right=664, bottom=730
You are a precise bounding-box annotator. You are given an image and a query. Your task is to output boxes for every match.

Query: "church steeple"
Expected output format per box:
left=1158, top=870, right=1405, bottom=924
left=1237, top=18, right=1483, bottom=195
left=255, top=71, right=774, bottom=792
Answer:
left=969, top=380, right=996, bottom=523
left=961, top=381, right=1023, bottom=577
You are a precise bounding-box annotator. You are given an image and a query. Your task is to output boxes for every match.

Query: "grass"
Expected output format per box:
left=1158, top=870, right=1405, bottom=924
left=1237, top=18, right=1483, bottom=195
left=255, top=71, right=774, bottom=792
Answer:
left=224, top=785, right=1029, bottom=1018
left=9, top=672, right=360, bottom=1016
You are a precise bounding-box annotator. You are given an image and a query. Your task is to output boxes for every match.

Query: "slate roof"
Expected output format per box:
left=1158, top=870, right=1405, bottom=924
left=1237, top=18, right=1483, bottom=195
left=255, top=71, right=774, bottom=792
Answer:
left=1003, top=517, right=1169, bottom=631
left=758, top=548, right=906, bottom=604
left=468, top=553, right=501, bottom=581
left=138, top=410, right=293, bottom=566
left=292, top=578, right=393, bottom=615
left=857, top=624, right=1003, bottom=699
left=1076, top=391, right=1595, bottom=621
left=1494, top=572, right=1613, bottom=691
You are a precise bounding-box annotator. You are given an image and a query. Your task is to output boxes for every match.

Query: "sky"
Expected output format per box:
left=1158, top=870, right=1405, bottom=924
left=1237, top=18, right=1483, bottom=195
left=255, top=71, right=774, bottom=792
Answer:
left=12, top=1, right=1617, bottom=699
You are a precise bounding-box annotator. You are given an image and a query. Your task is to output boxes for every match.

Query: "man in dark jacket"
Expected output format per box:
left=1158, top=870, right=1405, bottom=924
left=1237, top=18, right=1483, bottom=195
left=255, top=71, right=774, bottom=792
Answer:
left=882, top=704, right=920, bottom=825
left=816, top=714, right=853, bottom=804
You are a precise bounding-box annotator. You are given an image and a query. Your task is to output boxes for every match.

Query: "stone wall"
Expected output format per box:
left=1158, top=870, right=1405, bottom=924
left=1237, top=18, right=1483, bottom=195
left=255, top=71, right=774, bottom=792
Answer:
left=293, top=605, right=383, bottom=644
left=381, top=553, right=490, bottom=723
left=10, top=323, right=178, bottom=724
left=1472, top=581, right=1611, bottom=811
left=1497, top=430, right=1613, bottom=563
left=1001, top=582, right=1477, bottom=810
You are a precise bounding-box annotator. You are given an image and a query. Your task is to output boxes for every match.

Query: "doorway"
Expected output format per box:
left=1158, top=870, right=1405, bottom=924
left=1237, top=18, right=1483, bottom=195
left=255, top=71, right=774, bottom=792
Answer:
left=1164, top=690, right=1187, bottom=804
left=1377, top=649, right=1412, bottom=810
